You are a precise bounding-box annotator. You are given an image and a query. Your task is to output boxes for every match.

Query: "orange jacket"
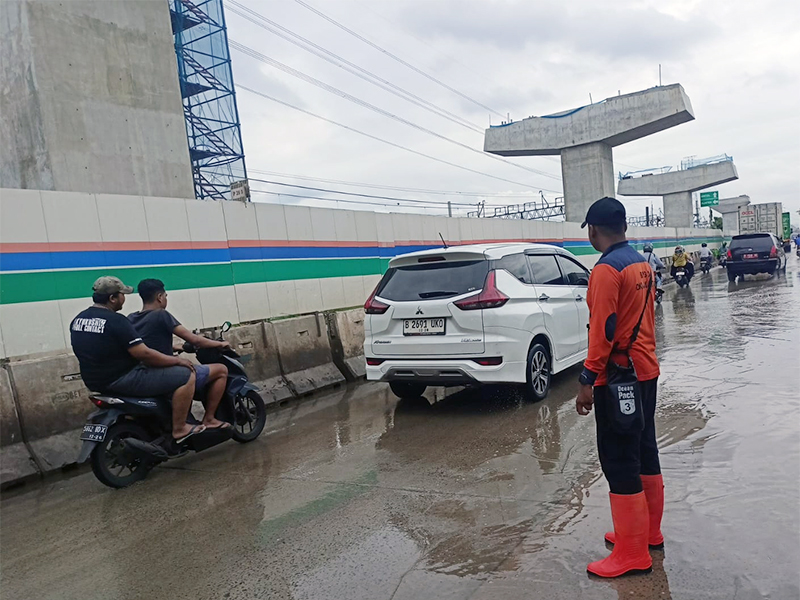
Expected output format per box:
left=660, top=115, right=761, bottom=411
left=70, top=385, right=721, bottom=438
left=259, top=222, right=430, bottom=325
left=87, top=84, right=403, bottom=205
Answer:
left=580, top=241, right=660, bottom=386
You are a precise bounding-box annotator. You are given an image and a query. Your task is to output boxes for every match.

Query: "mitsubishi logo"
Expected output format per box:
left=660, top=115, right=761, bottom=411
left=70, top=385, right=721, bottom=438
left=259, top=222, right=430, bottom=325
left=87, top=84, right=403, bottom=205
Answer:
left=415, top=307, right=424, bottom=315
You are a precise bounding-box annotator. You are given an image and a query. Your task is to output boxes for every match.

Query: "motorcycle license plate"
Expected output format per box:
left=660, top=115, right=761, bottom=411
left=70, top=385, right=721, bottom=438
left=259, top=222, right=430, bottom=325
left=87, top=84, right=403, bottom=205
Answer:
left=403, top=318, right=445, bottom=336
left=80, top=424, right=107, bottom=442
left=744, top=253, right=758, bottom=259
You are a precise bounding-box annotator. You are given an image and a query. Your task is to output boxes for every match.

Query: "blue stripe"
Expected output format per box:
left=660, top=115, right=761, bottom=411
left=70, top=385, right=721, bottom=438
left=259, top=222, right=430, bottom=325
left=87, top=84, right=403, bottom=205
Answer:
left=0, top=248, right=231, bottom=272
left=0, top=237, right=718, bottom=273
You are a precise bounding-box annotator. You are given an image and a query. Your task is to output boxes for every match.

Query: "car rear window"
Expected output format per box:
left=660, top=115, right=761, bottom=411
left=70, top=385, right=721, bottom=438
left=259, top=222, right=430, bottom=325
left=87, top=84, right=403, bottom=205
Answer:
left=376, top=260, right=489, bottom=302
left=730, top=235, right=774, bottom=251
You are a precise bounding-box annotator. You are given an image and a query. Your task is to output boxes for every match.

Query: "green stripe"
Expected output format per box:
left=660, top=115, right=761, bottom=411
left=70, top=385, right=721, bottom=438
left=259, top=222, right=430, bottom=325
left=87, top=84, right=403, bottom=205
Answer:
left=0, top=258, right=387, bottom=305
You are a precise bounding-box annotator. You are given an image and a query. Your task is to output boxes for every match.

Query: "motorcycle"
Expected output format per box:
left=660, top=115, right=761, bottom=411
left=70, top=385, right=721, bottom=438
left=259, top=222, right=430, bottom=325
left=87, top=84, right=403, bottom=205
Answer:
left=700, top=255, right=713, bottom=274
left=674, top=268, right=689, bottom=288
left=77, top=322, right=268, bottom=488
left=654, top=271, right=664, bottom=304
left=719, top=252, right=727, bottom=269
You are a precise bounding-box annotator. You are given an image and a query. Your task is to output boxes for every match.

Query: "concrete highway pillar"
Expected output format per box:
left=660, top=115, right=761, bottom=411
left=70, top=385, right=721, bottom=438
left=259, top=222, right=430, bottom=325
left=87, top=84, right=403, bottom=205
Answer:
left=561, top=143, right=615, bottom=222
left=663, top=191, right=694, bottom=228
left=483, top=84, right=695, bottom=225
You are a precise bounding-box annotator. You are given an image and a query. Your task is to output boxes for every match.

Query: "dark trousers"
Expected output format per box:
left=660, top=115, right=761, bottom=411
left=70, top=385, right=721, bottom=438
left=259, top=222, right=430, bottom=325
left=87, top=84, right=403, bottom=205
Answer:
left=594, top=378, right=660, bottom=494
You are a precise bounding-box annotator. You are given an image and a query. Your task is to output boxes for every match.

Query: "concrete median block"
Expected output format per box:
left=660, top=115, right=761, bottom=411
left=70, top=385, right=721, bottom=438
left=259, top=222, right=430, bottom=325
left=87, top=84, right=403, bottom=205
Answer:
left=272, top=314, right=345, bottom=396
left=224, top=322, right=292, bottom=405
left=0, top=367, right=40, bottom=484
left=7, top=353, right=92, bottom=472
left=327, top=309, right=366, bottom=381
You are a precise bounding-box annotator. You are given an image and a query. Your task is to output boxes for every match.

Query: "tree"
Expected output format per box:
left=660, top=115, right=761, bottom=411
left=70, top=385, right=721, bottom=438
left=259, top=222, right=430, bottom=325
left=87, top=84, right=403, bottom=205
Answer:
left=712, top=216, right=723, bottom=230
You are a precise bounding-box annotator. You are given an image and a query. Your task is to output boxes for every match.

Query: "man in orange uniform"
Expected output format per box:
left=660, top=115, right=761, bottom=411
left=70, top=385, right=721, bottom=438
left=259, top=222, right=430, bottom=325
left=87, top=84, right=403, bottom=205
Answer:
left=575, top=197, right=664, bottom=578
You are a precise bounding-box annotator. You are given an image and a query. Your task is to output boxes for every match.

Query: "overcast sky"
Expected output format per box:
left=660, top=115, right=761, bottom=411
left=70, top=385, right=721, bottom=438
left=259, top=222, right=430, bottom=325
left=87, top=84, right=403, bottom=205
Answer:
left=228, top=0, right=800, bottom=223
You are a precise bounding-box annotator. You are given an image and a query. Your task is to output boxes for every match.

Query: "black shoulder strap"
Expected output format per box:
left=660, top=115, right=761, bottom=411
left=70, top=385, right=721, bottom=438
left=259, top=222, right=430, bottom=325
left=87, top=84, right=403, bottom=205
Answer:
left=628, top=271, right=653, bottom=348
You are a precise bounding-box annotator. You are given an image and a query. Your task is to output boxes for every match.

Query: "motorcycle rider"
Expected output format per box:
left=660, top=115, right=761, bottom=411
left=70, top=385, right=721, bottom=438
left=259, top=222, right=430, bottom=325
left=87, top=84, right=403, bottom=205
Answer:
left=70, top=277, right=205, bottom=444
left=699, top=243, right=713, bottom=271
left=642, top=243, right=665, bottom=292
left=128, top=279, right=231, bottom=431
left=670, top=246, right=694, bottom=282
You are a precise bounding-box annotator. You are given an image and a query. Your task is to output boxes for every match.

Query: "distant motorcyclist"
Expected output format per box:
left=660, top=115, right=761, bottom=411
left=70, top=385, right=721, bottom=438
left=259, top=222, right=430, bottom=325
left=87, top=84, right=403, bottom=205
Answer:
left=642, top=243, right=664, bottom=290
left=699, top=243, right=713, bottom=272
left=671, top=246, right=694, bottom=282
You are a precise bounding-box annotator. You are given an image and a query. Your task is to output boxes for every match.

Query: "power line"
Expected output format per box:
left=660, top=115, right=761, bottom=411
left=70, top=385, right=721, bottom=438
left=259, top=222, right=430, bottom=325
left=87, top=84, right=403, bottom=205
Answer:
left=249, top=177, right=477, bottom=206
left=247, top=168, right=550, bottom=198
left=294, top=0, right=506, bottom=119
left=354, top=0, right=505, bottom=95
left=226, top=0, right=482, bottom=134
left=237, top=84, right=559, bottom=192
left=231, top=40, right=561, bottom=183
left=249, top=188, right=470, bottom=212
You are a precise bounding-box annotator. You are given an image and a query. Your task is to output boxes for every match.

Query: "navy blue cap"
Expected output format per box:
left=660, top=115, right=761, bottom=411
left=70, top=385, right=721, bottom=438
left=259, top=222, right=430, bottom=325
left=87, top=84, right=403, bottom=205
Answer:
left=581, top=197, right=627, bottom=229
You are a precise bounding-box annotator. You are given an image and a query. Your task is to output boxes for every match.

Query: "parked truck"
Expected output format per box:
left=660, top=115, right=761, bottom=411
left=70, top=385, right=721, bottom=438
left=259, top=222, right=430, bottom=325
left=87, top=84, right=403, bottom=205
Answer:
left=738, top=202, right=783, bottom=238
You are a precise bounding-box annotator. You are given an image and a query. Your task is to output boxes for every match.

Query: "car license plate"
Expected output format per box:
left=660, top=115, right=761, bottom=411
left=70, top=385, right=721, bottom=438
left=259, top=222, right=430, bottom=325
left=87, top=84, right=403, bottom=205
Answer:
left=80, top=424, right=107, bottom=442
left=744, top=253, right=759, bottom=259
left=403, top=318, right=445, bottom=336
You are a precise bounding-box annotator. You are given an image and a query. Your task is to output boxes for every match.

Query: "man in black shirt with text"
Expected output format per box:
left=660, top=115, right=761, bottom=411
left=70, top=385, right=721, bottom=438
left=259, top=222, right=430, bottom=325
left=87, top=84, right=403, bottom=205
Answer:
left=70, top=276, right=204, bottom=443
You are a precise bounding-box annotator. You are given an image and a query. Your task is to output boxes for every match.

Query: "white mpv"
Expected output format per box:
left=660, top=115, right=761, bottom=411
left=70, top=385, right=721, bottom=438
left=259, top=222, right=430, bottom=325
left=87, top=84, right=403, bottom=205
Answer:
left=364, top=243, right=590, bottom=400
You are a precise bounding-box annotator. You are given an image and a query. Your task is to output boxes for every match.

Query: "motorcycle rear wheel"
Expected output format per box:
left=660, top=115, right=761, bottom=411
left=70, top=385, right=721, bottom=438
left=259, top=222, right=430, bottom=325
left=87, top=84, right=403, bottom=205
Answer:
left=90, top=421, right=154, bottom=488
left=231, top=390, right=267, bottom=443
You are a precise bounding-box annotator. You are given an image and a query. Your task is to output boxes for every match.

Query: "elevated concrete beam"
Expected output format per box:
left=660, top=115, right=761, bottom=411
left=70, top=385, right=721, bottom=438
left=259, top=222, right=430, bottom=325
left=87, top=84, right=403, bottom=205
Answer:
left=484, top=84, right=694, bottom=156
left=617, top=161, right=739, bottom=196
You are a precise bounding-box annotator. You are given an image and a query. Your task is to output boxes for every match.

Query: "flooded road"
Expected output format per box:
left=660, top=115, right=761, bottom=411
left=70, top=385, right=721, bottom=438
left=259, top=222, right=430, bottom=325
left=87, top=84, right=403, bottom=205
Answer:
left=2, top=259, right=799, bottom=600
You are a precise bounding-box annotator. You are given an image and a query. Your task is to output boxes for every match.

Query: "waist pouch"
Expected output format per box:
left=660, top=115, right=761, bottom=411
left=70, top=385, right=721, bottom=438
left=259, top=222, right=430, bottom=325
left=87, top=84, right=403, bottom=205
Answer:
left=605, top=357, right=644, bottom=434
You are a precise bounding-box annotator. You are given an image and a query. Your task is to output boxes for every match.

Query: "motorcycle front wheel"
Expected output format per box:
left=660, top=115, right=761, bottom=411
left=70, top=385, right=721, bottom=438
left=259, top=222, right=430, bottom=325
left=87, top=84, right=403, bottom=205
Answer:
left=90, top=422, right=154, bottom=488
left=231, top=390, right=267, bottom=443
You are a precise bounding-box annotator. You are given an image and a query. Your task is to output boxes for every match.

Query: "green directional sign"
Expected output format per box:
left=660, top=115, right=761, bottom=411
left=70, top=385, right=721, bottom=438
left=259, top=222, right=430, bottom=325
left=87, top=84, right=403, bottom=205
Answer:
left=700, top=191, right=719, bottom=207
left=782, top=212, right=791, bottom=239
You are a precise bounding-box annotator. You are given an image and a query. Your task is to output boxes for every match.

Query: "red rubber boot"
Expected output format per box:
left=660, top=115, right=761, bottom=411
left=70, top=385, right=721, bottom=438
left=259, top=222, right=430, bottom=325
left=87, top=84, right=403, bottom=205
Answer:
left=588, top=492, right=652, bottom=578
left=605, top=474, right=665, bottom=548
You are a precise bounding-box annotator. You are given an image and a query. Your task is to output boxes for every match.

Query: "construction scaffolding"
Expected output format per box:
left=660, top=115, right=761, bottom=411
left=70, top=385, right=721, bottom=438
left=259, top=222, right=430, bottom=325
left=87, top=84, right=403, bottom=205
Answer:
left=170, top=0, right=247, bottom=199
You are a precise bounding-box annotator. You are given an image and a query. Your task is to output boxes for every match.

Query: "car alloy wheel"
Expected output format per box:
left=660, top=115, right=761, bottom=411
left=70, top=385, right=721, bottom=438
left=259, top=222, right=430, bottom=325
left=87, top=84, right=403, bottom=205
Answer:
left=526, top=343, right=551, bottom=401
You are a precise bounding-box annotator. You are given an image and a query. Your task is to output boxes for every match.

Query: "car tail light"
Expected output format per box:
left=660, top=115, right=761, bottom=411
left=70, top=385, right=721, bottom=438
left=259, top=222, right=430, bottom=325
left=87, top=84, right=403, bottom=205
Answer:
left=454, top=270, right=508, bottom=311
left=366, top=357, right=384, bottom=366
left=364, top=286, right=389, bottom=314
left=727, top=249, right=732, bottom=259
left=472, top=357, right=503, bottom=366
left=770, top=246, right=777, bottom=258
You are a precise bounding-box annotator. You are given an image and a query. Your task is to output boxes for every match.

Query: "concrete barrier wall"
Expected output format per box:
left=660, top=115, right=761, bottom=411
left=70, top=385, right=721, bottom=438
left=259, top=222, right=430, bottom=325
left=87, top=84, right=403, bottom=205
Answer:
left=271, top=314, right=345, bottom=396
left=0, top=367, right=39, bottom=484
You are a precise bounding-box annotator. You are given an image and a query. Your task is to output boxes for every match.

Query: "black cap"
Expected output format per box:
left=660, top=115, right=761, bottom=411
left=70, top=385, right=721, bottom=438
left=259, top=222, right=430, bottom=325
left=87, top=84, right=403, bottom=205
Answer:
left=581, top=197, right=626, bottom=229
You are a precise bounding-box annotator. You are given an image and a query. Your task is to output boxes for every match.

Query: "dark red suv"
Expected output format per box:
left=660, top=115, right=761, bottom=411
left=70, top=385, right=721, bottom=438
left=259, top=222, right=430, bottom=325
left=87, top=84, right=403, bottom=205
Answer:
left=727, top=233, right=787, bottom=282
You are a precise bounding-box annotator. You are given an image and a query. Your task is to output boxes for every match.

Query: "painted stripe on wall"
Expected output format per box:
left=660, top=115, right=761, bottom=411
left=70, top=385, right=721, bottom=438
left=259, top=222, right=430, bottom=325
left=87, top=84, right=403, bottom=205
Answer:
left=0, top=236, right=721, bottom=272
left=0, top=235, right=721, bottom=305
left=0, top=258, right=387, bottom=305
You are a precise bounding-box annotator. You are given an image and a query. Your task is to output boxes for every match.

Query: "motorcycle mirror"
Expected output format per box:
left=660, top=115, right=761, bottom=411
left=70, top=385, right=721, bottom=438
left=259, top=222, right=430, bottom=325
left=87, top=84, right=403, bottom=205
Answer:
left=221, top=321, right=232, bottom=333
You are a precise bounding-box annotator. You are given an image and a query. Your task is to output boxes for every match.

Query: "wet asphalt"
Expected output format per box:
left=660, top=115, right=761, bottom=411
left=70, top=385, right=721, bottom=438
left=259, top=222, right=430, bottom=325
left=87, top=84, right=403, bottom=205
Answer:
left=2, top=257, right=799, bottom=600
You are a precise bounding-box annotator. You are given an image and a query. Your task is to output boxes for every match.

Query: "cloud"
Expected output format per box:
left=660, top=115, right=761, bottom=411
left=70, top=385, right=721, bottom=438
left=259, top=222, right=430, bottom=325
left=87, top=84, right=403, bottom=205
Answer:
left=393, top=1, right=719, bottom=60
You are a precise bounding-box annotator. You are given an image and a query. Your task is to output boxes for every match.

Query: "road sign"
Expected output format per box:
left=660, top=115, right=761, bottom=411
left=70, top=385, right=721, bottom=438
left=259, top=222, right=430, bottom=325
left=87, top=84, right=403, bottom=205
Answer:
left=782, top=212, right=791, bottom=239
left=700, top=191, right=719, bottom=207
left=230, top=180, right=250, bottom=201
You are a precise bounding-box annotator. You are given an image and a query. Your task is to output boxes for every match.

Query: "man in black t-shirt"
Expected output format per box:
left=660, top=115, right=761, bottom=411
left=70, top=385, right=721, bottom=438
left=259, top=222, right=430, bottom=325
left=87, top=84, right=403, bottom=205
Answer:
left=128, top=279, right=230, bottom=430
left=70, top=276, right=204, bottom=443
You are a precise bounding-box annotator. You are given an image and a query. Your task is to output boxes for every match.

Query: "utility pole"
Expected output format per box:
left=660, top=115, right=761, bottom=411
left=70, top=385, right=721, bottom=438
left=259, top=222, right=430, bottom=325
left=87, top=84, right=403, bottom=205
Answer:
left=447, top=201, right=452, bottom=217
left=645, top=206, right=650, bottom=227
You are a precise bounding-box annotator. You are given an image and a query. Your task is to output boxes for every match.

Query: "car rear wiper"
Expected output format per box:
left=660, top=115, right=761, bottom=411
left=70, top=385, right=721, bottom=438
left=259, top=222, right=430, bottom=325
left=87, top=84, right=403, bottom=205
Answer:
left=418, top=290, right=459, bottom=298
